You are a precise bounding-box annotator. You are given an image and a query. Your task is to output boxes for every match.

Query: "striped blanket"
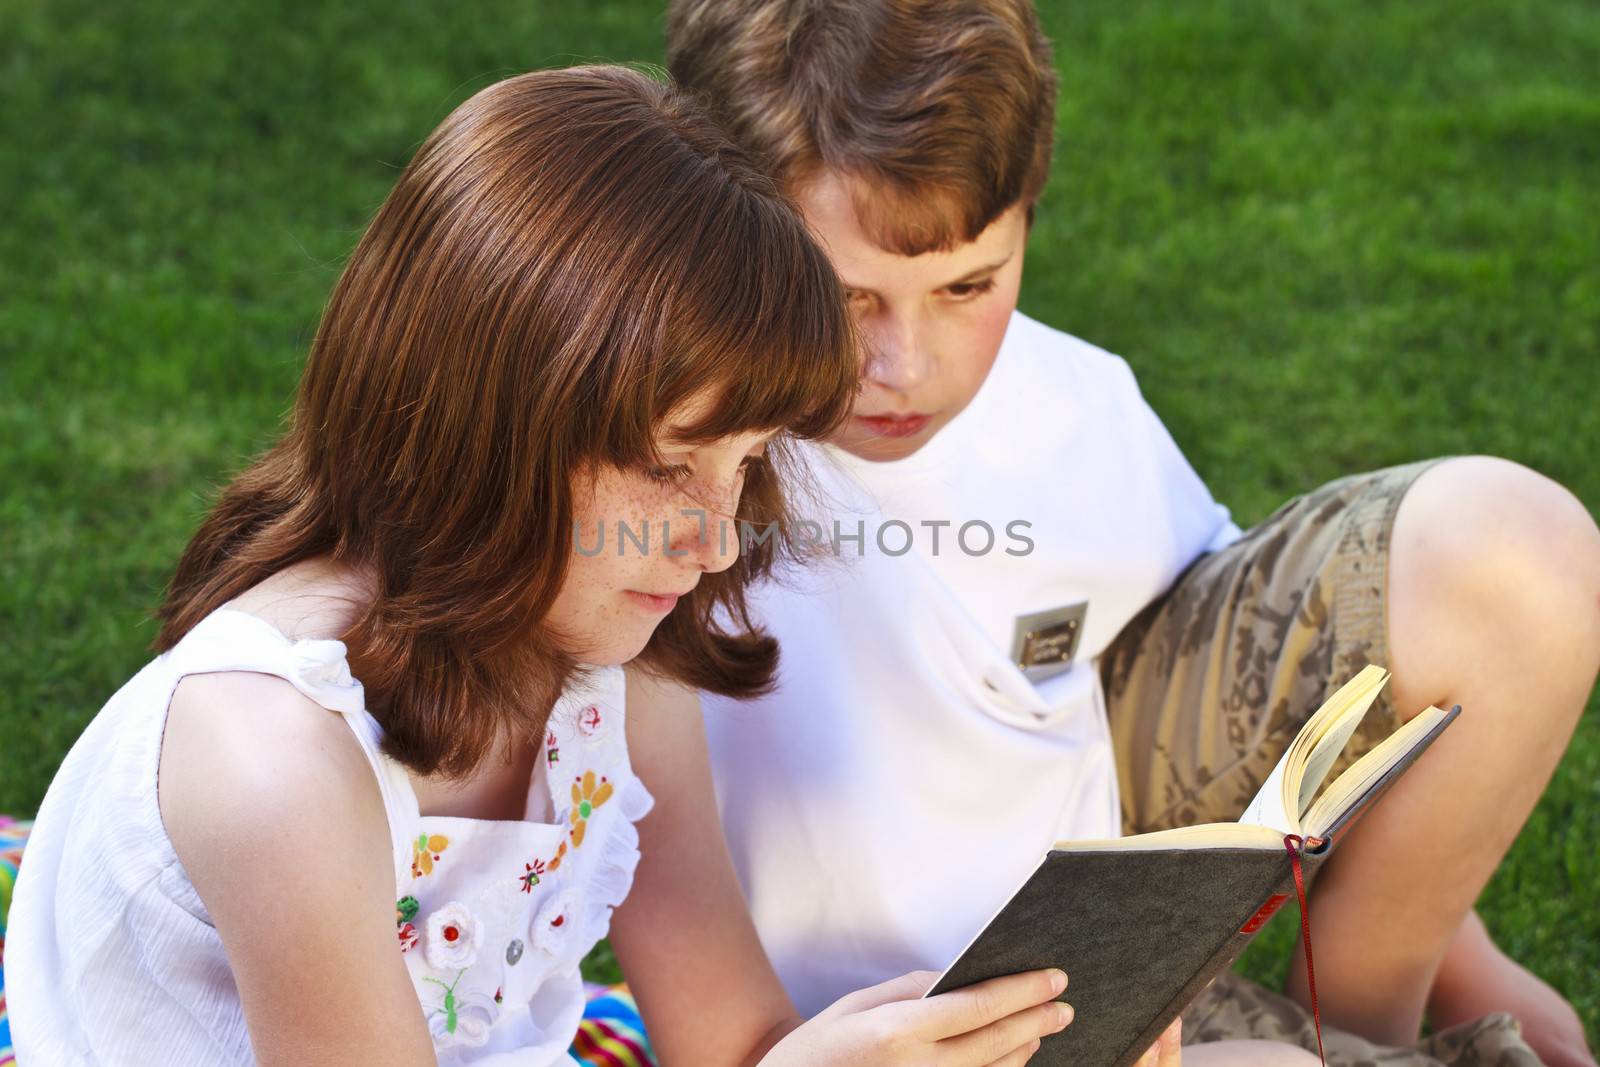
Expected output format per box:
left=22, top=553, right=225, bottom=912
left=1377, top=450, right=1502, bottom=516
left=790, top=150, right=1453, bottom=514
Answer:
left=0, top=816, right=30, bottom=1066
left=575, top=983, right=657, bottom=1066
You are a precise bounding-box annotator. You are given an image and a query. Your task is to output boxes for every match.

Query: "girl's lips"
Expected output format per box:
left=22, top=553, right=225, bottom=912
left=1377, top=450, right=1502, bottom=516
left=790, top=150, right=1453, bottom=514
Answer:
left=854, top=413, right=932, bottom=439
left=625, top=590, right=680, bottom=613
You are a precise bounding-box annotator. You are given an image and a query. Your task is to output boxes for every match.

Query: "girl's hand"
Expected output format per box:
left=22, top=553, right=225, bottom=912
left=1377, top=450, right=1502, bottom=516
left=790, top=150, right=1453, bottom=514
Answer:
left=1135, top=1017, right=1183, bottom=1067
left=760, top=968, right=1073, bottom=1067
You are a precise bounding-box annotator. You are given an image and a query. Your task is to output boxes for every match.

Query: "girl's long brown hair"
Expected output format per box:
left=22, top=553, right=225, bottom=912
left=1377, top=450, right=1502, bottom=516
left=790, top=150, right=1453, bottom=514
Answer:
left=156, top=66, right=857, bottom=778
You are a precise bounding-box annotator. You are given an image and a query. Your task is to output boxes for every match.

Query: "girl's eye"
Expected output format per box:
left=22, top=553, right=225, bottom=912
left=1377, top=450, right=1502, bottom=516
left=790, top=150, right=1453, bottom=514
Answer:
left=946, top=278, right=996, bottom=299
left=644, top=463, right=693, bottom=484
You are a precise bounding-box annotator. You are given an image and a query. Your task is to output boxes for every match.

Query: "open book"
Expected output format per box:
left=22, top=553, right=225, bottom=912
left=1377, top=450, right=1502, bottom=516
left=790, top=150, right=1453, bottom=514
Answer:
left=925, top=666, right=1458, bottom=1067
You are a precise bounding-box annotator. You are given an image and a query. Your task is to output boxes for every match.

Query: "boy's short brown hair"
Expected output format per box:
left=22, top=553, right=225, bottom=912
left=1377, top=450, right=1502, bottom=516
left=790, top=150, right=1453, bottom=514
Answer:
left=666, top=0, right=1058, bottom=255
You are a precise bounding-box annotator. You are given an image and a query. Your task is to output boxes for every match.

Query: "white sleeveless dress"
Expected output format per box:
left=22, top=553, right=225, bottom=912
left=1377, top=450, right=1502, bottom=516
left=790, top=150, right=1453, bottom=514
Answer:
left=7, top=607, right=654, bottom=1065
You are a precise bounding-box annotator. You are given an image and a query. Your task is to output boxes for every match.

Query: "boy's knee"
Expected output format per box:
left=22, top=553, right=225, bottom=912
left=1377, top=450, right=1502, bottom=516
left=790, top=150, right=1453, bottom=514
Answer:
left=1394, top=456, right=1600, bottom=635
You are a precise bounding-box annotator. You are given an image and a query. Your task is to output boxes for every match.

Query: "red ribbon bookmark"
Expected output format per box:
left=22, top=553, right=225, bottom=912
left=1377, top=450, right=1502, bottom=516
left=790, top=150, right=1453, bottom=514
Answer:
left=1284, top=834, right=1325, bottom=1066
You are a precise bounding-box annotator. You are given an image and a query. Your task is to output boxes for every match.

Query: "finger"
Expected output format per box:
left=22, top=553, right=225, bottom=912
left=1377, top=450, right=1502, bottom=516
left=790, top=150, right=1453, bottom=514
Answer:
left=1157, top=1016, right=1183, bottom=1066
left=905, top=968, right=1067, bottom=1042
left=984, top=1037, right=1043, bottom=1067
left=824, top=970, right=943, bottom=1017
left=1137, top=1017, right=1183, bottom=1067
left=938, top=999, right=1073, bottom=1065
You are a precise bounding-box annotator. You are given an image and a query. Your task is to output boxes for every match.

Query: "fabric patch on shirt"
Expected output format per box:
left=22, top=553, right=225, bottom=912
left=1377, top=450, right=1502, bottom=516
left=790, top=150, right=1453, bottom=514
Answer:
left=1010, top=601, right=1089, bottom=681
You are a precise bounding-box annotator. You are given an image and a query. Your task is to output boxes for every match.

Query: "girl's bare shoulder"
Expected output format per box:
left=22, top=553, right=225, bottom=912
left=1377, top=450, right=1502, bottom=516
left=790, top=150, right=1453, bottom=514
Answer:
left=158, top=667, right=389, bottom=869
left=157, top=670, right=433, bottom=1062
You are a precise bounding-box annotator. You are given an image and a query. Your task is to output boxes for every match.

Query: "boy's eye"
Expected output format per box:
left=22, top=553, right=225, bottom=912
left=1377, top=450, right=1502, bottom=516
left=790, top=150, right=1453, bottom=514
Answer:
left=945, top=278, right=997, bottom=299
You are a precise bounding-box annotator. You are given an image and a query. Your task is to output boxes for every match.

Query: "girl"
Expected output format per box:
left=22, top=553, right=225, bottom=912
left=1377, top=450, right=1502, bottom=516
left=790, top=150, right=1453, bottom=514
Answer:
left=4, top=67, right=1073, bottom=1065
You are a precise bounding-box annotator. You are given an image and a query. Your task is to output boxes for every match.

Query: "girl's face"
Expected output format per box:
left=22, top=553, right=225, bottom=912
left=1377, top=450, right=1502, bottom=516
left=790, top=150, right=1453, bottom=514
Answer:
left=547, top=407, right=774, bottom=665
left=793, top=170, right=1029, bottom=463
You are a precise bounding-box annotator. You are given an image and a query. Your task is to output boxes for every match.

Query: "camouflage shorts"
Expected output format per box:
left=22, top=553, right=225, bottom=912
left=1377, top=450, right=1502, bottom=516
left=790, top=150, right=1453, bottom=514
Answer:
left=1101, top=460, right=1441, bottom=836
left=1186, top=971, right=1540, bottom=1066
left=1100, top=460, right=1542, bottom=1066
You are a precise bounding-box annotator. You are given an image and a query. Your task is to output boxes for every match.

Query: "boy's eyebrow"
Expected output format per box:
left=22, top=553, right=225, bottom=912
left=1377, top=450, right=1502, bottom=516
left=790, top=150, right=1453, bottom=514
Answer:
left=842, top=252, right=1013, bottom=295
left=940, top=253, right=1013, bottom=287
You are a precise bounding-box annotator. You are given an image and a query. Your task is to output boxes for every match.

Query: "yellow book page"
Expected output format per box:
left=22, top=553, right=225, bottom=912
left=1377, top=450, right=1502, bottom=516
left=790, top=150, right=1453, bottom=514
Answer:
left=1051, top=667, right=1409, bottom=853
left=1054, top=822, right=1286, bottom=852
left=1237, top=665, right=1391, bottom=835
left=1289, top=665, right=1393, bottom=818
left=1303, top=704, right=1450, bottom=835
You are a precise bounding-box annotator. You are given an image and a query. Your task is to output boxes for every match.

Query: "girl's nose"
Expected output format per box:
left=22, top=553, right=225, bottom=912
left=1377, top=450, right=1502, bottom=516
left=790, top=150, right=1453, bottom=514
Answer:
left=667, top=474, right=744, bottom=573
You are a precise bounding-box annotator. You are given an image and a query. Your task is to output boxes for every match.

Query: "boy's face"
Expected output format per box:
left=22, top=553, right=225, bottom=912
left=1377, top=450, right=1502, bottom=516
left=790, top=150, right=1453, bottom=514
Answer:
left=795, top=171, right=1028, bottom=463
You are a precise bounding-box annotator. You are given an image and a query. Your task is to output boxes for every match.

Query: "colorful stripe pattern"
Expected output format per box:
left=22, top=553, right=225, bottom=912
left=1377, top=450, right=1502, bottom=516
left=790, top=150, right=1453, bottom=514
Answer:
left=0, top=981, right=10, bottom=1067
left=0, top=816, right=32, bottom=1066
left=572, top=981, right=658, bottom=1066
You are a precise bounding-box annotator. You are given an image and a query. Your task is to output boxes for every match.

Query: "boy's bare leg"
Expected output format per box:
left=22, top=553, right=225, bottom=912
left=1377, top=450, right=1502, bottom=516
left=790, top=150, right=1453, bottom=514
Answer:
left=1427, top=910, right=1594, bottom=1067
left=1281, top=457, right=1600, bottom=1065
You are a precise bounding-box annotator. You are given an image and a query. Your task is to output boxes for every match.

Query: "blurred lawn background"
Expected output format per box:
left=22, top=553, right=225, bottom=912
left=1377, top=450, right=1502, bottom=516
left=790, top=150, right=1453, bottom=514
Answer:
left=2, top=0, right=1596, bottom=1038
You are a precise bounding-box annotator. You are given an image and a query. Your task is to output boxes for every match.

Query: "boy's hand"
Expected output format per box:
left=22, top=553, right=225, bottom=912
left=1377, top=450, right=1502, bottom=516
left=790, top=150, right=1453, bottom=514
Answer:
left=762, top=968, right=1073, bottom=1066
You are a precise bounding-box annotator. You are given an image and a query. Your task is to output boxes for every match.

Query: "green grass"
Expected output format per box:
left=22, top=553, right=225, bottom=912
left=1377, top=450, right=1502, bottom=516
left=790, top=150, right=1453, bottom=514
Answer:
left=3, top=0, right=1597, bottom=1040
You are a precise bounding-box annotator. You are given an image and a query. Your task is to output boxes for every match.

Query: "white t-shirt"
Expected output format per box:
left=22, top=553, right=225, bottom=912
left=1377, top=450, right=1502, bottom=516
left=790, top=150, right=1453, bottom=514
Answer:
left=703, top=311, right=1237, bottom=1015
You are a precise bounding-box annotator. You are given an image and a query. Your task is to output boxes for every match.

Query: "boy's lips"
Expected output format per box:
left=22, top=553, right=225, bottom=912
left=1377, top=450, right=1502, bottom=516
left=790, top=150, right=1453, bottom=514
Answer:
left=853, top=412, right=932, bottom=439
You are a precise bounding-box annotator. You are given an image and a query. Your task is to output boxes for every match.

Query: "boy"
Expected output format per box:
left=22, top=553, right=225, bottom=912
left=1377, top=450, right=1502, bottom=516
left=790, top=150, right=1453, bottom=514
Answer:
left=662, top=2, right=1600, bottom=1065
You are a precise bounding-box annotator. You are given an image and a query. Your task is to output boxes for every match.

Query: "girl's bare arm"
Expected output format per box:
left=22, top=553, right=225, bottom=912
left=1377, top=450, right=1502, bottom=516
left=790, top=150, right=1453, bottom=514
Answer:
left=160, top=671, right=436, bottom=1067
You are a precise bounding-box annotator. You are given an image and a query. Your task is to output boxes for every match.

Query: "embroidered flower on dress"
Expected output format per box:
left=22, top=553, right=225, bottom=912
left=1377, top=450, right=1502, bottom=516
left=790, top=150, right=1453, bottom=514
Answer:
left=532, top=887, right=580, bottom=956
left=577, top=704, right=606, bottom=741
left=396, top=895, right=421, bottom=951
left=519, top=858, right=546, bottom=894
left=425, top=901, right=483, bottom=971
left=412, top=832, right=450, bottom=878
left=569, top=770, right=613, bottom=848
left=546, top=728, right=560, bottom=767
left=546, top=839, right=568, bottom=872
left=423, top=970, right=495, bottom=1049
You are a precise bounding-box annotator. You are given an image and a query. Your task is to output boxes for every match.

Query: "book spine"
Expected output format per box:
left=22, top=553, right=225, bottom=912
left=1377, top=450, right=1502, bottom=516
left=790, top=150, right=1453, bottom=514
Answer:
left=1111, top=852, right=1328, bottom=1067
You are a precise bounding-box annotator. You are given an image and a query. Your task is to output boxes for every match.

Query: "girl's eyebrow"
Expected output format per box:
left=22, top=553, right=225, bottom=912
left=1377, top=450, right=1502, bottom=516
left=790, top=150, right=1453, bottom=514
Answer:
left=654, top=426, right=694, bottom=449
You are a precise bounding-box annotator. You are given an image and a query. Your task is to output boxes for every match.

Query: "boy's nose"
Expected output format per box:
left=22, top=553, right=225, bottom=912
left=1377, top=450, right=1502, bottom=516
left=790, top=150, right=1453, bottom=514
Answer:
left=862, top=313, right=933, bottom=393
